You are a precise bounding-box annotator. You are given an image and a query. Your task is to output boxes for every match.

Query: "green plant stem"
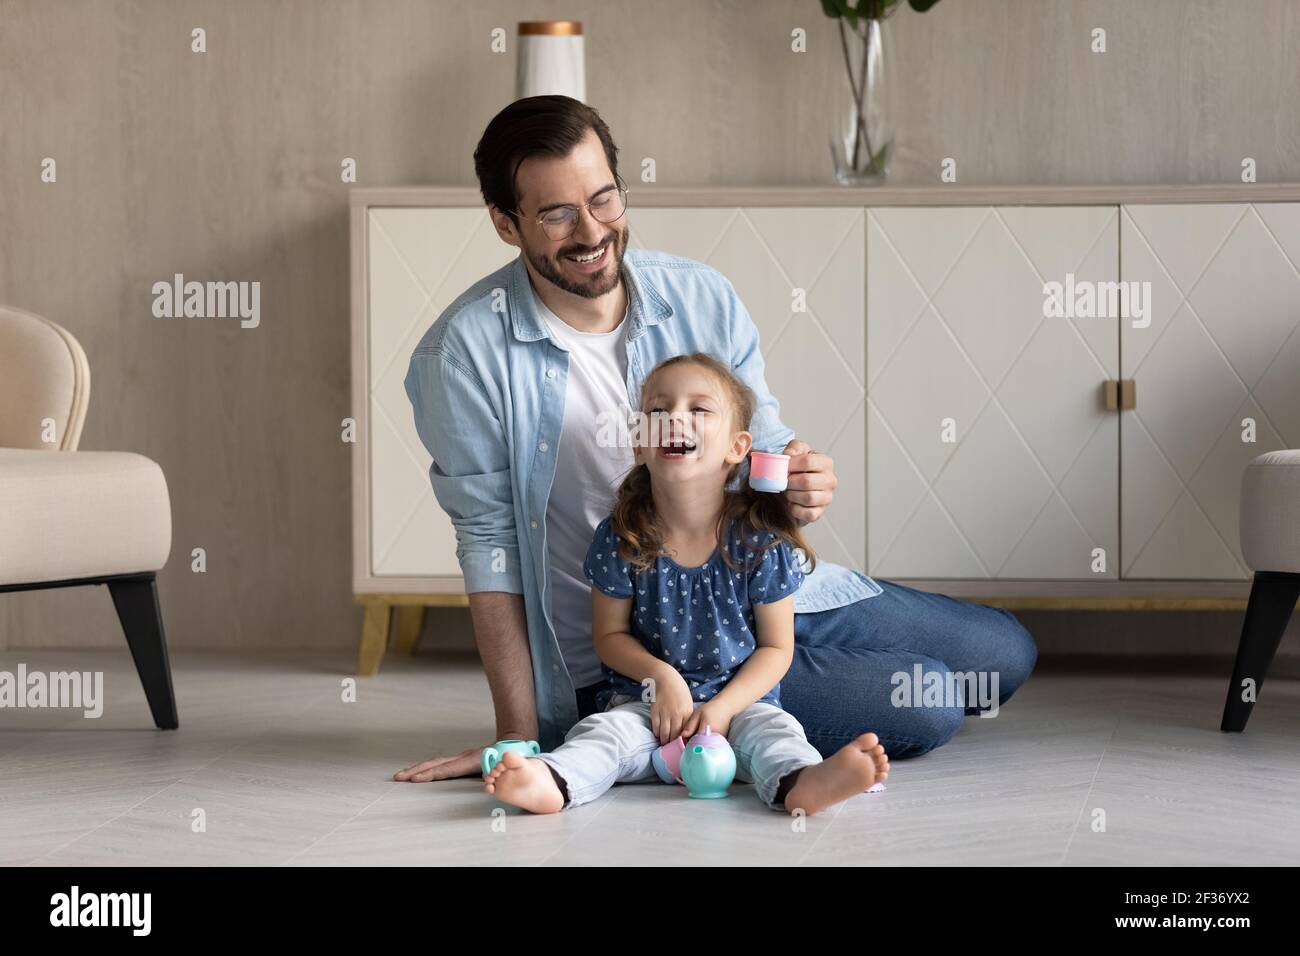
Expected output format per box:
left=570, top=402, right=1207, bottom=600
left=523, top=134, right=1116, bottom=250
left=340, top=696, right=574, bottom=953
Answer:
left=837, top=18, right=875, bottom=172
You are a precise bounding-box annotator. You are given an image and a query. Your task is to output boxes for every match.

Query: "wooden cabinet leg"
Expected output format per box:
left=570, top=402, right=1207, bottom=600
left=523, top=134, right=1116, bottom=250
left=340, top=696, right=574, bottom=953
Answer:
left=357, top=603, right=392, bottom=676
left=393, top=605, right=425, bottom=655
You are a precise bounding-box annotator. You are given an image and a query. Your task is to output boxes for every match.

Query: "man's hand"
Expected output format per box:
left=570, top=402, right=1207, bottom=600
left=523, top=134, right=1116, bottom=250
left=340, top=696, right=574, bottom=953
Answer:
left=781, top=438, right=837, bottom=526
left=393, top=592, right=539, bottom=784
left=394, top=747, right=485, bottom=782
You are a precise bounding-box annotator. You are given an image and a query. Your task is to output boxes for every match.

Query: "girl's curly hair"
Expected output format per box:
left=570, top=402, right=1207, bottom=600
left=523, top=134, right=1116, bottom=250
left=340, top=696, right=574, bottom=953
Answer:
left=610, top=352, right=817, bottom=576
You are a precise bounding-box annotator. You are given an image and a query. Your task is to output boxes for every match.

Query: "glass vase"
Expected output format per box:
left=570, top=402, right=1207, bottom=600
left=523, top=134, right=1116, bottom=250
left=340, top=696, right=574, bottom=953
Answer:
left=830, top=16, right=894, bottom=186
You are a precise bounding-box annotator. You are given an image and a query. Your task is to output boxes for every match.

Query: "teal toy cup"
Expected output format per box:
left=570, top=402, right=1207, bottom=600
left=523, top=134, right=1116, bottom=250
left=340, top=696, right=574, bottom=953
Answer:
left=481, top=738, right=541, bottom=775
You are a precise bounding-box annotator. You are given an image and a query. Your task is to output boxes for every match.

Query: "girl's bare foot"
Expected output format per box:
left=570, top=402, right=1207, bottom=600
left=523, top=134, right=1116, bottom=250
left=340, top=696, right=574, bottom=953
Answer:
left=483, top=751, right=565, bottom=814
left=784, top=732, right=889, bottom=816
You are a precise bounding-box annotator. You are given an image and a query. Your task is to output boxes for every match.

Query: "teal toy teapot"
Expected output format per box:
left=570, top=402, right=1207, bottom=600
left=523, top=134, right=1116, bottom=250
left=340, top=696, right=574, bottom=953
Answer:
left=480, top=738, right=541, bottom=774
left=678, top=725, right=737, bottom=799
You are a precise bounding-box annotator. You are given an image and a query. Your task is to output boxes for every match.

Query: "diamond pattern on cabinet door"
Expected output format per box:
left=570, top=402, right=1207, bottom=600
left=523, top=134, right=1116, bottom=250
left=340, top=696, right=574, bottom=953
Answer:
left=868, top=207, right=1119, bottom=579
left=1121, top=204, right=1300, bottom=579
left=368, top=209, right=516, bottom=576
left=630, top=207, right=866, bottom=570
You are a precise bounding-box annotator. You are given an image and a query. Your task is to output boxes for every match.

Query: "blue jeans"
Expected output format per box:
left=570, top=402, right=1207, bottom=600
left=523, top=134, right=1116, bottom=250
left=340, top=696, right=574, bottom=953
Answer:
left=576, top=578, right=1037, bottom=760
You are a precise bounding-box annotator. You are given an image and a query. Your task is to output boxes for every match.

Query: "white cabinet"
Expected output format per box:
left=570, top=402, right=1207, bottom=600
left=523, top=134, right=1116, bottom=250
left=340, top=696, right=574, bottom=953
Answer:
left=352, top=188, right=1300, bottom=601
left=363, top=207, right=513, bottom=585
left=358, top=204, right=866, bottom=587
left=866, top=201, right=1300, bottom=585
left=866, top=207, right=1119, bottom=580
left=1120, top=203, right=1300, bottom=579
left=629, top=207, right=866, bottom=571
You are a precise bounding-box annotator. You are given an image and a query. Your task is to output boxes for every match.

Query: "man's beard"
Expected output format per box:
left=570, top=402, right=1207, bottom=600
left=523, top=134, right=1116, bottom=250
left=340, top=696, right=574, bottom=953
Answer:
left=525, top=224, right=628, bottom=300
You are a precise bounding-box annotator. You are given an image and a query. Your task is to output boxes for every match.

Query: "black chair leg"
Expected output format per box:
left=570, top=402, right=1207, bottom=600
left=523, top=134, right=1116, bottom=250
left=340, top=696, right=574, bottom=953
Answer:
left=107, top=573, right=179, bottom=730
left=1221, top=571, right=1300, bottom=733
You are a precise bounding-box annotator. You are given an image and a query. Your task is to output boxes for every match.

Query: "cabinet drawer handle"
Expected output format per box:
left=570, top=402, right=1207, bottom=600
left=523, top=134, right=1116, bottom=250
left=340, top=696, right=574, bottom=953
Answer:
left=1103, top=380, right=1137, bottom=411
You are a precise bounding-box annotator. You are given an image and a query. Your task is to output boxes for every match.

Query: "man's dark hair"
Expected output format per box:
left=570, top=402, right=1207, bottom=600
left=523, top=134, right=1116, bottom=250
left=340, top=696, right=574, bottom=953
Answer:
left=473, top=95, right=621, bottom=224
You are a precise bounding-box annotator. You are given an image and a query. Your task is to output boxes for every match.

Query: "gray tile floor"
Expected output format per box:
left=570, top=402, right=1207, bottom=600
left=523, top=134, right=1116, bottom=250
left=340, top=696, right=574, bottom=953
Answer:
left=1, top=649, right=1297, bottom=866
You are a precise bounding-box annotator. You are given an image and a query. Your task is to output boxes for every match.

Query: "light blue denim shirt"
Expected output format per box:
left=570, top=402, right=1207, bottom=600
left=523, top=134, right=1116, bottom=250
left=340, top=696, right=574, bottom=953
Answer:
left=404, top=248, right=881, bottom=750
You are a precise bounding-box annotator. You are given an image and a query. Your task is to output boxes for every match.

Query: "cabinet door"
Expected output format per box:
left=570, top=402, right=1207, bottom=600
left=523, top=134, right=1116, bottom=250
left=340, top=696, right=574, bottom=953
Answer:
left=367, top=207, right=515, bottom=578
left=867, top=206, right=1119, bottom=579
left=1120, top=203, right=1300, bottom=579
left=629, top=207, right=867, bottom=571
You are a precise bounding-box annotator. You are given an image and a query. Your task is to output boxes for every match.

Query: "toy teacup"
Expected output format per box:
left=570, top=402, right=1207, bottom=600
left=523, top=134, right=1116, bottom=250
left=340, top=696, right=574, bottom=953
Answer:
left=480, top=738, right=541, bottom=774
left=749, top=451, right=791, bottom=493
left=651, top=735, right=688, bottom=784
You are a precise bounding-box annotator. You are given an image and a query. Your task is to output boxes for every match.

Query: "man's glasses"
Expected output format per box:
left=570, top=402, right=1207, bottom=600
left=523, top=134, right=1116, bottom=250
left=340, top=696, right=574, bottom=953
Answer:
left=516, top=184, right=629, bottom=241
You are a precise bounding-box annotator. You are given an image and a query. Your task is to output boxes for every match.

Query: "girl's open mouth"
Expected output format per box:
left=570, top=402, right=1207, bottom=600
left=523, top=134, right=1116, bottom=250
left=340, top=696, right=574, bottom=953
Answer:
left=659, top=437, right=698, bottom=459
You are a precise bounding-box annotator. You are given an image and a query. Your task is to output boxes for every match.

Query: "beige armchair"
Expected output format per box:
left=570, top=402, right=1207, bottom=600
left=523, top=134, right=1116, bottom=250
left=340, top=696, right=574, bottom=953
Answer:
left=1221, top=449, right=1300, bottom=733
left=0, top=305, right=177, bottom=728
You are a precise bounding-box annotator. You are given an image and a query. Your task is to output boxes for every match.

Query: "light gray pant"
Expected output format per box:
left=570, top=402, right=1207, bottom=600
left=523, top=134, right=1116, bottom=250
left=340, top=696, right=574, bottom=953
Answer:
left=535, top=698, right=822, bottom=810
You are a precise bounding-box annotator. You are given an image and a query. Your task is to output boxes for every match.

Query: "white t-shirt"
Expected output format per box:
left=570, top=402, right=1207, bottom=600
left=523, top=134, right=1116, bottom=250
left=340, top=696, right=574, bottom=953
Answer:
left=534, top=287, right=635, bottom=688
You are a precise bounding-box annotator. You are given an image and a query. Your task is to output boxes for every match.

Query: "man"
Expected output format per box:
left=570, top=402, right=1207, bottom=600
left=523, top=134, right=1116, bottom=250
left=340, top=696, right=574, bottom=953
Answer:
left=397, top=96, right=1035, bottom=782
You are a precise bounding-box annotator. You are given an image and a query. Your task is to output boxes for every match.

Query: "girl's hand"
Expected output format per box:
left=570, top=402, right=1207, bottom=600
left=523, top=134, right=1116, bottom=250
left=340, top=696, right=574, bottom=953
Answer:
left=682, top=701, right=734, bottom=741
left=649, top=669, right=696, bottom=745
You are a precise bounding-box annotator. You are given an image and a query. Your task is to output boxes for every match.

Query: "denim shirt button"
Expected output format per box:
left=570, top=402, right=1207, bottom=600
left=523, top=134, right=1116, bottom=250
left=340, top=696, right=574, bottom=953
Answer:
left=531, top=520, right=538, bottom=529
left=546, top=368, right=556, bottom=379
left=538, top=441, right=549, bottom=452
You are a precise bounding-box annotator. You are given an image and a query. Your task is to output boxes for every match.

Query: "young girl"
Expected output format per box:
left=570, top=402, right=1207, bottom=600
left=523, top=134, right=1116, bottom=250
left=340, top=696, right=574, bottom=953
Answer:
left=483, top=353, right=889, bottom=815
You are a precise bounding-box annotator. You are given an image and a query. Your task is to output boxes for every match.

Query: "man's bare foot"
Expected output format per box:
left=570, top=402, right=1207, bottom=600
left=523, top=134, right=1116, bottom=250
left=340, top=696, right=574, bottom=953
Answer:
left=483, top=751, right=565, bottom=814
left=784, top=732, right=889, bottom=816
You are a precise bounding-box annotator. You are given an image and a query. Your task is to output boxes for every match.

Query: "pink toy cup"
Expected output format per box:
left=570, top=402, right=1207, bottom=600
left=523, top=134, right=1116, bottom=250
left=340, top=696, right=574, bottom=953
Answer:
left=749, top=451, right=791, bottom=493
left=652, top=736, right=687, bottom=784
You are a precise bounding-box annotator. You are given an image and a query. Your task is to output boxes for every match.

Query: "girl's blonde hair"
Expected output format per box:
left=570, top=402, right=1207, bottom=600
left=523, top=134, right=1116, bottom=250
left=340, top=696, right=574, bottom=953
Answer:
left=610, top=352, right=817, bottom=575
